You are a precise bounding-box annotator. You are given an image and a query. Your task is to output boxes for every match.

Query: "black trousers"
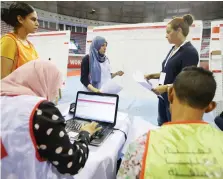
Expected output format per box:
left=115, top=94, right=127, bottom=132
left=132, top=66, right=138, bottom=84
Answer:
left=157, top=96, right=171, bottom=126
left=215, top=116, right=223, bottom=131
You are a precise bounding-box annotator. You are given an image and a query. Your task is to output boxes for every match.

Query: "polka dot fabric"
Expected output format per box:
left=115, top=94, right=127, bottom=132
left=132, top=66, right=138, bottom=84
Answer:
left=33, top=101, right=90, bottom=175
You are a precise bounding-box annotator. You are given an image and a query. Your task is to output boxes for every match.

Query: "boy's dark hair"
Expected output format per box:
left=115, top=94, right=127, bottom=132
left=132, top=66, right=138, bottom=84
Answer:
left=1, top=2, right=34, bottom=27
left=173, top=66, right=216, bottom=109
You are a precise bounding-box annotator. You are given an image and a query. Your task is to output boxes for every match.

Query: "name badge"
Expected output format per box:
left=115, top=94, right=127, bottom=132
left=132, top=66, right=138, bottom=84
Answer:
left=159, top=72, right=166, bottom=85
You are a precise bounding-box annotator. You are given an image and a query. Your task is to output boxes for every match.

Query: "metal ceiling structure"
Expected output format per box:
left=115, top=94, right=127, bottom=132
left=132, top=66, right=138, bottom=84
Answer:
left=8, top=1, right=223, bottom=23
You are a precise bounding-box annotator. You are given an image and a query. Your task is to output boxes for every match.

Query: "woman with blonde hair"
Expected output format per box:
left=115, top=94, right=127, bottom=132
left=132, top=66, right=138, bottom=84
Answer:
left=145, top=14, right=199, bottom=126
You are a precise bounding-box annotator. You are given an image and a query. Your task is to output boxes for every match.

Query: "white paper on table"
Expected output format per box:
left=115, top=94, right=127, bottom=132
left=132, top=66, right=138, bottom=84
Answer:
left=132, top=71, right=153, bottom=90
left=100, top=79, right=123, bottom=94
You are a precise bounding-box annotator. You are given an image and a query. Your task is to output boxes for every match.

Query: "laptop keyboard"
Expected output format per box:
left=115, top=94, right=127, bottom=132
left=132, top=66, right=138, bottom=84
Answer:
left=65, top=119, right=83, bottom=132
left=65, top=119, right=112, bottom=138
left=94, top=126, right=110, bottom=137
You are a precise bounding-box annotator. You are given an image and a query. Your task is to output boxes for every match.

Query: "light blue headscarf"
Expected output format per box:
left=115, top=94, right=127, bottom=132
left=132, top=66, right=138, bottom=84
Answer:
left=89, top=36, right=108, bottom=88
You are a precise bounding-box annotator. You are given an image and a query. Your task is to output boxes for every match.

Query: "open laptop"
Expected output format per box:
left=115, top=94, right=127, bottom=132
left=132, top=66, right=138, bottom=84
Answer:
left=65, top=91, right=119, bottom=146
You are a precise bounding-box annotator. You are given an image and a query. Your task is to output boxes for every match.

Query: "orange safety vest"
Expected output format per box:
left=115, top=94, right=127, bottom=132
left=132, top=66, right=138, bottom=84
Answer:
left=140, top=121, right=223, bottom=179
left=4, top=33, right=38, bottom=71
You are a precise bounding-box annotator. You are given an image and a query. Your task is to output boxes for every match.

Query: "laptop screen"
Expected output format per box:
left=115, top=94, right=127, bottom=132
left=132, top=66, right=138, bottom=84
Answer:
left=74, top=93, right=118, bottom=124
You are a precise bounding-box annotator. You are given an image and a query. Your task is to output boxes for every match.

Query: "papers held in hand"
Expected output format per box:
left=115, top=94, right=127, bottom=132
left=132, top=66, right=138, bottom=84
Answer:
left=133, top=71, right=164, bottom=100
left=100, top=79, right=123, bottom=94
left=133, top=71, right=154, bottom=90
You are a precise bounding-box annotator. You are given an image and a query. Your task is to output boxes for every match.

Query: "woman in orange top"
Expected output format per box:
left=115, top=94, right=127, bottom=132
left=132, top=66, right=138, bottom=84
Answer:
left=1, top=2, right=39, bottom=79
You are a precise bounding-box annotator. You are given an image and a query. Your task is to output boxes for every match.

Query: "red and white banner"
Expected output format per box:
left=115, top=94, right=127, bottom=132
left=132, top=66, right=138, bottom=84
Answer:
left=67, top=56, right=83, bottom=68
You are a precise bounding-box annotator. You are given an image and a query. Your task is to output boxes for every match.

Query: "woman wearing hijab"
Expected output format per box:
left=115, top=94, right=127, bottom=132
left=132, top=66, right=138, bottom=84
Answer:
left=80, top=36, right=124, bottom=92
left=1, top=60, right=101, bottom=179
